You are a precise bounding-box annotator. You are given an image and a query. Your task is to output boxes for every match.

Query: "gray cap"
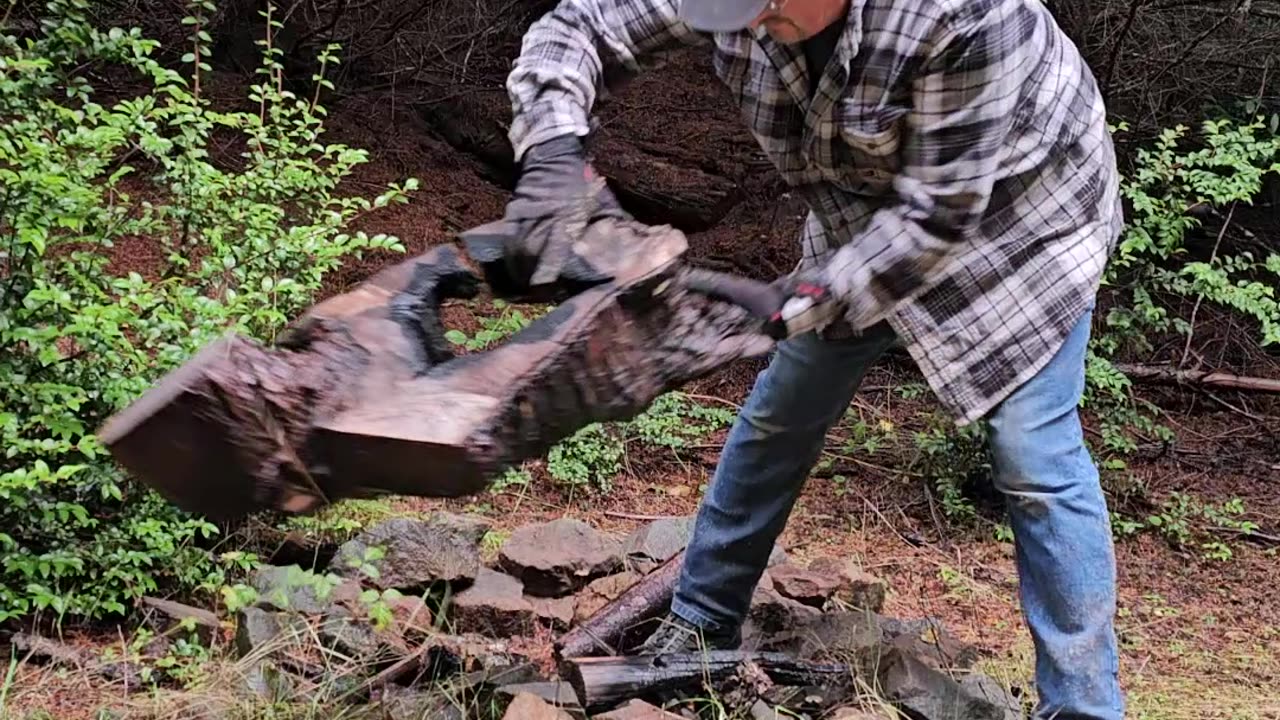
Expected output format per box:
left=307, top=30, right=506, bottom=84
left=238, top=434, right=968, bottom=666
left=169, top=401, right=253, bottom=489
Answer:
left=678, top=0, right=770, bottom=31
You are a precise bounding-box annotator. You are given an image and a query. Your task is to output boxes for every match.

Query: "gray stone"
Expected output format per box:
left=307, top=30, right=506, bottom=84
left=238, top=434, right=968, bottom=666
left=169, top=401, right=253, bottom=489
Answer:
left=959, top=674, right=1024, bottom=720
left=495, top=681, right=582, bottom=716
left=319, top=608, right=384, bottom=658
left=333, top=515, right=486, bottom=590
left=879, top=649, right=1009, bottom=720
left=250, top=564, right=353, bottom=614
left=768, top=563, right=843, bottom=607
left=574, top=571, right=641, bottom=623
left=529, top=594, right=577, bottom=631
left=879, top=616, right=980, bottom=671
left=240, top=660, right=294, bottom=701
left=450, top=568, right=537, bottom=636
left=807, top=557, right=888, bottom=613
left=745, top=572, right=822, bottom=636
left=234, top=607, right=284, bottom=658
left=622, top=516, right=695, bottom=573
left=502, top=692, right=575, bottom=720
left=374, top=685, right=464, bottom=720
left=499, top=518, right=624, bottom=597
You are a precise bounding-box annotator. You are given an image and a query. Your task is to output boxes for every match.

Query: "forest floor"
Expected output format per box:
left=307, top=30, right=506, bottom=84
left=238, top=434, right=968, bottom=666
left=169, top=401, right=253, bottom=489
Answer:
left=5, top=29, right=1280, bottom=720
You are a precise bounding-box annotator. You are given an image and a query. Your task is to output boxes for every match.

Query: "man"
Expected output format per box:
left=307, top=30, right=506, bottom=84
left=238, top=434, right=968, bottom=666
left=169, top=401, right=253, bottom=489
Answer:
left=494, top=0, right=1125, bottom=717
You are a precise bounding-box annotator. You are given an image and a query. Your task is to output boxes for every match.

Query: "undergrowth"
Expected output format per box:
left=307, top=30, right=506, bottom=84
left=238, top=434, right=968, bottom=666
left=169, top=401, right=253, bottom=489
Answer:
left=0, top=0, right=411, bottom=623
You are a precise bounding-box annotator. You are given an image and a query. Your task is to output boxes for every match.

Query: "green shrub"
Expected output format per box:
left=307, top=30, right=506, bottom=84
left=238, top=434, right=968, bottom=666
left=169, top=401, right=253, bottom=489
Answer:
left=1087, top=118, right=1280, bottom=453
left=0, top=0, right=411, bottom=622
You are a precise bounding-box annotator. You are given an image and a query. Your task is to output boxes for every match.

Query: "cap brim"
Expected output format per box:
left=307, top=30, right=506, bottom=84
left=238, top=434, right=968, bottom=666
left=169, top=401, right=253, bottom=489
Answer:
left=677, top=0, right=770, bottom=31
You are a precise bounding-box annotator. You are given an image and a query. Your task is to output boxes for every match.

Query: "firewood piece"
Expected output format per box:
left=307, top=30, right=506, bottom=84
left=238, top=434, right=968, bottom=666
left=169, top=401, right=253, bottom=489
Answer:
left=555, top=551, right=683, bottom=660
left=562, top=652, right=852, bottom=713
left=1113, top=363, right=1280, bottom=393
left=97, top=244, right=485, bottom=521
left=101, top=218, right=774, bottom=524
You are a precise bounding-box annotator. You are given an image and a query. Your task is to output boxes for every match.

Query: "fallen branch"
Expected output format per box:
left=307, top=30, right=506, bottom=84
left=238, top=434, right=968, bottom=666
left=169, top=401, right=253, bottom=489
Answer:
left=555, top=551, right=684, bottom=660
left=1114, top=364, right=1280, bottom=394
left=10, top=632, right=145, bottom=686
left=562, top=651, right=853, bottom=713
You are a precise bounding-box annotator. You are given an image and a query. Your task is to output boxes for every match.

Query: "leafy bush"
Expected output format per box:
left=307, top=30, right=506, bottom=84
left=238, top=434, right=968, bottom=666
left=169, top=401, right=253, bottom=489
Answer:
left=0, top=0, right=411, bottom=622
left=1086, top=118, right=1280, bottom=453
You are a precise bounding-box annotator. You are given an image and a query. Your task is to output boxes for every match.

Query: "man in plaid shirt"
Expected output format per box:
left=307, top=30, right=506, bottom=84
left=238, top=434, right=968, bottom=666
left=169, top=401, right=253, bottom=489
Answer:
left=494, top=0, right=1125, bottom=716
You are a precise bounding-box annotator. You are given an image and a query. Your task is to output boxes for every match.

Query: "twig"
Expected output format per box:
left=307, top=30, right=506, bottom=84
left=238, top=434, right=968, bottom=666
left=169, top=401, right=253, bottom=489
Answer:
left=1210, top=526, right=1280, bottom=545
left=1203, top=392, right=1270, bottom=423
left=1103, top=0, right=1151, bottom=94
left=1115, top=363, right=1280, bottom=393
left=1148, top=0, right=1248, bottom=85
left=1179, top=201, right=1236, bottom=369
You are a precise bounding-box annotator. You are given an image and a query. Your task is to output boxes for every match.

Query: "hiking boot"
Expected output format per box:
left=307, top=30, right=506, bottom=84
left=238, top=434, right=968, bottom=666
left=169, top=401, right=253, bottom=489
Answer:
left=634, top=612, right=742, bottom=654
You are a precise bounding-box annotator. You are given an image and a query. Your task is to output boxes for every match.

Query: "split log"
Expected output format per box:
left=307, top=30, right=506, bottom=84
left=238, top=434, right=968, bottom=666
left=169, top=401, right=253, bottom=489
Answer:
left=1113, top=363, right=1280, bottom=393
left=556, top=551, right=684, bottom=660
left=562, top=652, right=853, bottom=713
left=99, top=218, right=775, bottom=522
left=416, top=93, right=741, bottom=231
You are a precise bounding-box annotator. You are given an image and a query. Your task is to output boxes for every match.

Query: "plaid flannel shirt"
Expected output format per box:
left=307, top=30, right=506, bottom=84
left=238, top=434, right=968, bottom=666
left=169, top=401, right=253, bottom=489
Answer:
left=505, top=0, right=1123, bottom=424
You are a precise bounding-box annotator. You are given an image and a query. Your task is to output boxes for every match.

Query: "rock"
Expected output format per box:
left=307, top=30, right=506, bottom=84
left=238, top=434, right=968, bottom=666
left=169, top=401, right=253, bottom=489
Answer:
left=529, top=595, right=577, bottom=631
left=424, top=633, right=531, bottom=680
left=745, top=575, right=822, bottom=636
left=319, top=608, right=386, bottom=659
left=959, top=674, right=1023, bottom=720
left=878, top=649, right=1010, bottom=720
left=807, top=557, right=887, bottom=612
left=768, top=564, right=842, bottom=608
left=499, top=518, right=624, bottom=597
left=375, top=685, right=465, bottom=720
left=426, top=510, right=494, bottom=544
left=451, top=568, right=537, bottom=636
left=574, top=571, right=641, bottom=623
left=879, top=616, right=980, bottom=671
left=240, top=660, right=295, bottom=701
left=593, top=699, right=685, bottom=719
left=502, top=692, right=575, bottom=720
left=235, top=607, right=285, bottom=658
left=333, top=515, right=486, bottom=590
left=250, top=564, right=354, bottom=615
left=495, top=681, right=583, bottom=717
left=622, top=516, right=695, bottom=573
left=385, top=594, right=434, bottom=638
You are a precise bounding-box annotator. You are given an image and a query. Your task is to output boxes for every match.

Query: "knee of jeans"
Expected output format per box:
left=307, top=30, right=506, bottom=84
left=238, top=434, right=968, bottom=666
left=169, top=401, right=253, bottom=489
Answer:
left=988, top=402, right=1099, bottom=516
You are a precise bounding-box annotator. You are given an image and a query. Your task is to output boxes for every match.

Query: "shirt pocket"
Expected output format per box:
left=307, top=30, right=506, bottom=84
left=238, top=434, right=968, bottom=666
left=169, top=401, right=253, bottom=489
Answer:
left=829, top=99, right=903, bottom=194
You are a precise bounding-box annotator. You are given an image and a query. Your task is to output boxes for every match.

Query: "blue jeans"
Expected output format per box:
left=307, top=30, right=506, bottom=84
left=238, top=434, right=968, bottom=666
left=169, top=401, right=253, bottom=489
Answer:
left=672, top=309, right=1124, bottom=720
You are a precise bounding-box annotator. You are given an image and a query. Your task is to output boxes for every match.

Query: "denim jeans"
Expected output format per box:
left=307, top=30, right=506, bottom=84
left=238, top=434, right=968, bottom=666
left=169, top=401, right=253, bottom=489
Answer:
left=671, top=308, right=1124, bottom=720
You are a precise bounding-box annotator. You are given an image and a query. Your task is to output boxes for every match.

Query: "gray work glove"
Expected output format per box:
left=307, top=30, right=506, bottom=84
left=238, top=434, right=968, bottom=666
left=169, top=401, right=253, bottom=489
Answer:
left=496, top=134, right=631, bottom=294
left=681, top=267, right=843, bottom=340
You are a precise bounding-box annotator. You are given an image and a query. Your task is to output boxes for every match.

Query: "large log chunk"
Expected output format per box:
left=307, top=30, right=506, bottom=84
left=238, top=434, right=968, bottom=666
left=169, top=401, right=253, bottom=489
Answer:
left=99, top=220, right=774, bottom=521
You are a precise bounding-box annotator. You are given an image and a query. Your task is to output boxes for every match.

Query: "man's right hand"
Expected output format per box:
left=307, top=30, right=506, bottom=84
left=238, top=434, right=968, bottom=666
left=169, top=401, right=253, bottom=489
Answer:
left=496, top=134, right=630, bottom=293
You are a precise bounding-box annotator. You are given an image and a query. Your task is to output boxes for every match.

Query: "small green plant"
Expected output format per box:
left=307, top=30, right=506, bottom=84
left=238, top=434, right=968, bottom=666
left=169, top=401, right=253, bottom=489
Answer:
left=624, top=392, right=735, bottom=450
left=1145, top=493, right=1258, bottom=561
left=358, top=587, right=402, bottom=631
left=444, top=299, right=546, bottom=351
left=911, top=416, right=991, bottom=524
left=547, top=423, right=625, bottom=493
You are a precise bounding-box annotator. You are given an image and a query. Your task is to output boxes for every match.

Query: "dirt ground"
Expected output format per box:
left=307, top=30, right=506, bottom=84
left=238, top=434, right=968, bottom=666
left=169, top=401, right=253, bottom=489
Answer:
left=8, top=16, right=1280, bottom=720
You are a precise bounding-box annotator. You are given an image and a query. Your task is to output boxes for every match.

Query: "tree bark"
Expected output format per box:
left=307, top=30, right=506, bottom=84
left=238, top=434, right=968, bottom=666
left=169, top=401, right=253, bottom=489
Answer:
left=555, top=551, right=684, bottom=660
left=562, top=652, right=853, bottom=713
left=100, top=221, right=775, bottom=522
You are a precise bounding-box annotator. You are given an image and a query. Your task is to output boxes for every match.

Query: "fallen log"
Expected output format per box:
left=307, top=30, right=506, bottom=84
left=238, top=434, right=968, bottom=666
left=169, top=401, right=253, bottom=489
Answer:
left=1113, top=363, right=1280, bottom=393
left=99, top=218, right=775, bottom=521
left=556, top=551, right=684, bottom=660
left=562, top=652, right=853, bottom=713
left=11, top=632, right=146, bottom=686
